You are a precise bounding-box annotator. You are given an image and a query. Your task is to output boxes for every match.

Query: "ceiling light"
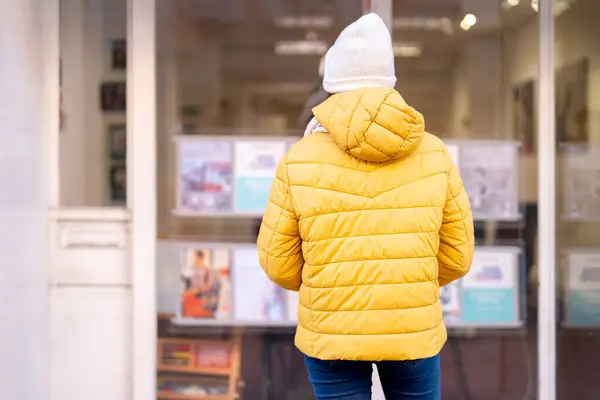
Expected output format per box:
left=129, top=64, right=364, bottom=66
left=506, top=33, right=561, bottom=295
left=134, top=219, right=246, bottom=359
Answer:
left=274, top=16, right=333, bottom=29
left=502, top=0, right=520, bottom=9
left=393, top=43, right=422, bottom=58
left=463, top=14, right=477, bottom=26
left=460, top=14, right=477, bottom=31
left=274, top=40, right=328, bottom=56
left=531, top=0, right=539, bottom=12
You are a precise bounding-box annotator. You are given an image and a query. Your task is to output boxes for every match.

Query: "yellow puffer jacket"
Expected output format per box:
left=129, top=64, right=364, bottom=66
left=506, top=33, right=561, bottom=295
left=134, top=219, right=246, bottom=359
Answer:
left=257, top=87, right=475, bottom=361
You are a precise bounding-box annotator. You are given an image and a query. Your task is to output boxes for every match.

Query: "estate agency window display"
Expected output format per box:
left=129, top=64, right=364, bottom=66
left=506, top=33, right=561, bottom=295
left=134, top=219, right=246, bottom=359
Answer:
left=157, top=136, right=526, bottom=399
left=167, top=136, right=525, bottom=329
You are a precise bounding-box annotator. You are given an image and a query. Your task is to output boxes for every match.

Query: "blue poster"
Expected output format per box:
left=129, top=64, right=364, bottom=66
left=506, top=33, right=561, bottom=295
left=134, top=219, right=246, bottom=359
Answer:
left=460, top=248, right=518, bottom=325
left=234, top=141, right=286, bottom=214
left=235, top=177, right=273, bottom=213
left=568, top=290, right=600, bottom=325
left=565, top=251, right=600, bottom=326
left=462, top=288, right=515, bottom=323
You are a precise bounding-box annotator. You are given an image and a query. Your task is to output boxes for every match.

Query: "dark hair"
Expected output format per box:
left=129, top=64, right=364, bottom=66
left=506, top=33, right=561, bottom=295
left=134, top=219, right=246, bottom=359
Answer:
left=195, top=250, right=205, bottom=259
left=299, top=87, right=331, bottom=129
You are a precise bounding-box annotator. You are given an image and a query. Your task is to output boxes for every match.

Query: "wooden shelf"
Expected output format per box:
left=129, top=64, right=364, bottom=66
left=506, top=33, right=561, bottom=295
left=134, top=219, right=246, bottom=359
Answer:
left=157, top=393, right=229, bottom=400
left=158, top=365, right=231, bottom=376
left=157, top=335, right=242, bottom=400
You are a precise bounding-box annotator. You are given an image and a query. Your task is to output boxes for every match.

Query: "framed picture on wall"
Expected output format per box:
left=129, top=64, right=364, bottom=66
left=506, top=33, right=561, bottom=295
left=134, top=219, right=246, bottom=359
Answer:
left=556, top=58, right=589, bottom=147
left=110, top=39, right=127, bottom=70
left=512, top=80, right=536, bottom=154
left=108, top=124, right=126, bottom=160
left=100, top=82, right=126, bottom=111
left=109, top=163, right=127, bottom=203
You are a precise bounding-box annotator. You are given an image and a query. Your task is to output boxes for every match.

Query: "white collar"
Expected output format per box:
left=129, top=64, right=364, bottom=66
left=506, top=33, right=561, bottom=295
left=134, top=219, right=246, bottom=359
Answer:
left=303, top=117, right=327, bottom=137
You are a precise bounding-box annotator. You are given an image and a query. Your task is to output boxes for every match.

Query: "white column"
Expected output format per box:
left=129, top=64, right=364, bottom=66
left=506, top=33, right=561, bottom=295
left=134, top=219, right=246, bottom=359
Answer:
left=127, top=0, right=157, bottom=399
left=363, top=0, right=392, bottom=29
left=537, top=0, right=557, bottom=399
left=0, top=0, right=55, bottom=398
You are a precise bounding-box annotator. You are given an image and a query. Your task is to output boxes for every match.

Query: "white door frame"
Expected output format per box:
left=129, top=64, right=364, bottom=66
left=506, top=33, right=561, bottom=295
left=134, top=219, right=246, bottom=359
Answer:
left=364, top=0, right=392, bottom=29
left=127, top=0, right=157, bottom=399
left=537, top=0, right=557, bottom=399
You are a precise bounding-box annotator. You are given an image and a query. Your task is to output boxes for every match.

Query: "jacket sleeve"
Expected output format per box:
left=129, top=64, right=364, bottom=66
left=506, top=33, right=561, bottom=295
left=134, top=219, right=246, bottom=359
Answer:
left=257, top=156, right=304, bottom=291
left=437, top=147, right=475, bottom=287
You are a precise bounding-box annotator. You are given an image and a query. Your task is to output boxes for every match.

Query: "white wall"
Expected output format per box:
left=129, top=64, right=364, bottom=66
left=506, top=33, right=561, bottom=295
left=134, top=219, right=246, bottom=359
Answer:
left=0, top=2, right=51, bottom=398
left=49, top=209, right=131, bottom=400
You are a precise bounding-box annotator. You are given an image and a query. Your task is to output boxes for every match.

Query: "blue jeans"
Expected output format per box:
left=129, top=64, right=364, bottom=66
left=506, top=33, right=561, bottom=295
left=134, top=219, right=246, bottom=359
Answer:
left=304, top=354, right=440, bottom=400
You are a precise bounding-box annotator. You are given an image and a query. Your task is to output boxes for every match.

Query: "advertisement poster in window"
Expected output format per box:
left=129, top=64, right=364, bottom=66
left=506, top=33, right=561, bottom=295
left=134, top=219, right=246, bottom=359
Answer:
left=231, top=248, right=287, bottom=321
left=445, top=143, right=460, bottom=168
left=287, top=290, right=299, bottom=322
left=461, top=248, right=518, bottom=325
left=564, top=250, right=600, bottom=326
left=440, top=280, right=461, bottom=326
left=180, top=248, right=231, bottom=320
left=177, top=140, right=234, bottom=214
left=561, top=149, right=600, bottom=221
left=460, top=144, right=518, bottom=220
left=234, top=141, right=286, bottom=213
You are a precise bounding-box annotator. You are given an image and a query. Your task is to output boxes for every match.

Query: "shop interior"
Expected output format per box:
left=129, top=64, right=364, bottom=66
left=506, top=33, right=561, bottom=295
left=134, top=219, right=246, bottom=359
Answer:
left=58, top=0, right=600, bottom=398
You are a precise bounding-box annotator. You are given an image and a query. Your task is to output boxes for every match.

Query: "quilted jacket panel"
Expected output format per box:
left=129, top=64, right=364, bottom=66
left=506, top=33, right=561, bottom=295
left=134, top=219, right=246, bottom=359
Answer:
left=257, top=87, right=475, bottom=361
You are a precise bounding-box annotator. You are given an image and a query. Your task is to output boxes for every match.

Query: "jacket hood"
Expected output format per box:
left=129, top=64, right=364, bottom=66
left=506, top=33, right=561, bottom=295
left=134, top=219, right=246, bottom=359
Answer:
left=312, top=87, right=425, bottom=163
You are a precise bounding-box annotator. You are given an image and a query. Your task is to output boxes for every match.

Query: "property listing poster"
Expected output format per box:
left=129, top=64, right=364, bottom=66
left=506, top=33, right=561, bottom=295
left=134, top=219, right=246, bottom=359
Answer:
left=177, top=140, right=233, bottom=214
left=561, top=149, right=600, bottom=221
left=180, top=248, right=231, bottom=320
left=460, top=144, right=519, bottom=220
left=445, top=143, right=460, bottom=167
left=565, top=250, right=600, bottom=326
left=285, top=138, right=298, bottom=152
left=286, top=290, right=299, bottom=322
left=234, top=141, right=286, bottom=213
left=440, top=280, right=462, bottom=326
left=461, top=248, right=518, bottom=325
left=231, top=248, right=287, bottom=321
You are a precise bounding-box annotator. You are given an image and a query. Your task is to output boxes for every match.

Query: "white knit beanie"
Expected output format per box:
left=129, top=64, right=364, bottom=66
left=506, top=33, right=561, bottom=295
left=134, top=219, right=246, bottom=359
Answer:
left=323, top=13, right=396, bottom=94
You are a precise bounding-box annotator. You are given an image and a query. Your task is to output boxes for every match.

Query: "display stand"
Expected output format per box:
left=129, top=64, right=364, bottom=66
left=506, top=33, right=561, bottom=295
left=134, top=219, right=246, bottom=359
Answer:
left=157, top=333, right=243, bottom=400
left=558, top=147, right=600, bottom=329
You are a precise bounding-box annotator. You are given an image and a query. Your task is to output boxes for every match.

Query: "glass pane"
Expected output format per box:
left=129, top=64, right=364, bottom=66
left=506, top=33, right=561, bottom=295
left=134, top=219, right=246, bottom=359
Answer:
left=155, top=1, right=362, bottom=399
left=59, top=0, right=127, bottom=207
left=394, top=0, right=539, bottom=398
left=155, top=1, right=541, bottom=399
left=554, top=0, right=600, bottom=397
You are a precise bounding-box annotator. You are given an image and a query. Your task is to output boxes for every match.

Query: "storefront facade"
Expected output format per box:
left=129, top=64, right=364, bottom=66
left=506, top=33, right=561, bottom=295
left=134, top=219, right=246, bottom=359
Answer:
left=3, top=0, right=600, bottom=399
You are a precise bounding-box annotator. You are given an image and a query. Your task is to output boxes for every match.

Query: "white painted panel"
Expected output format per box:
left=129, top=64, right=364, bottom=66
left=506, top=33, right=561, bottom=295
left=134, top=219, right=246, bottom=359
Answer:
left=0, top=1, right=51, bottom=398
left=50, top=287, right=131, bottom=400
left=52, top=222, right=130, bottom=285
left=50, top=208, right=130, bottom=285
